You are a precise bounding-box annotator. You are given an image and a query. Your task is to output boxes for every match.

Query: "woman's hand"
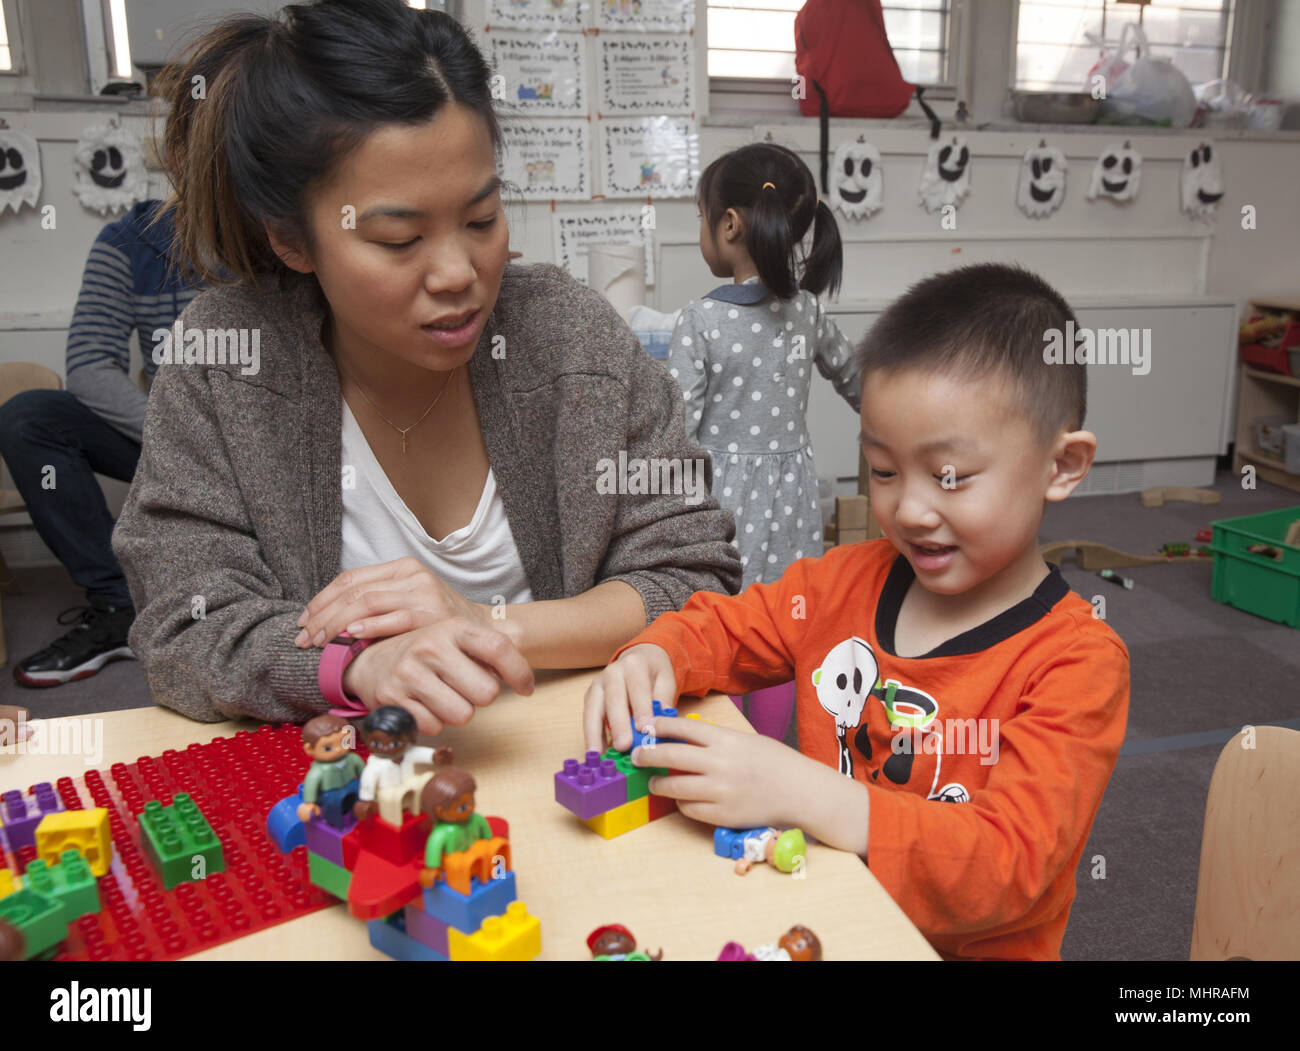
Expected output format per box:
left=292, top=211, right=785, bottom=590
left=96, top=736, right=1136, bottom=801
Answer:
left=341, top=616, right=534, bottom=735
left=295, top=557, right=488, bottom=648
left=632, top=714, right=820, bottom=831
left=583, top=643, right=679, bottom=753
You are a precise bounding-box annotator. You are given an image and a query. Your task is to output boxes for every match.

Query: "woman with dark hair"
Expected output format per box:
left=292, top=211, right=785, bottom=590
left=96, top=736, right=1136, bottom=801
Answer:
left=112, top=0, right=740, bottom=729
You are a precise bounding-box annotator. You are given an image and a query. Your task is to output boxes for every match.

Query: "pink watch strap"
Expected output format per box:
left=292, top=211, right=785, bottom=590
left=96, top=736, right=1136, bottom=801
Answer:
left=319, top=634, right=371, bottom=717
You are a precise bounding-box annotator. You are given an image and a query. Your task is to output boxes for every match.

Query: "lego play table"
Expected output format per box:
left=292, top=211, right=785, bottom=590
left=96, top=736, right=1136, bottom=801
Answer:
left=3, top=670, right=939, bottom=961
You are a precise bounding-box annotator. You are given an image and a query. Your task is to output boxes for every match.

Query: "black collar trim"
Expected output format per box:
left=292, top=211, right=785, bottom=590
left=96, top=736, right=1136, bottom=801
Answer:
left=875, top=555, right=1070, bottom=658
left=703, top=282, right=769, bottom=305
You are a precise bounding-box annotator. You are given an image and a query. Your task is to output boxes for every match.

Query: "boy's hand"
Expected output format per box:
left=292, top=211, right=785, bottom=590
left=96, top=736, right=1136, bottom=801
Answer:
left=632, top=714, right=817, bottom=830
left=583, top=643, right=678, bottom=753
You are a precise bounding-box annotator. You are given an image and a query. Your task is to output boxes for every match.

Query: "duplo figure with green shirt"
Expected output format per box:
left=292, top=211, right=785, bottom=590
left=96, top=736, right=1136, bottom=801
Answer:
left=418, top=767, right=509, bottom=894
left=296, top=714, right=365, bottom=828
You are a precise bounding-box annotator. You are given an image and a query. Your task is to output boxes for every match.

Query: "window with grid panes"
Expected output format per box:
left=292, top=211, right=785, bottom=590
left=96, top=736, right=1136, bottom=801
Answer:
left=708, top=0, right=954, bottom=87
left=1015, top=0, right=1232, bottom=92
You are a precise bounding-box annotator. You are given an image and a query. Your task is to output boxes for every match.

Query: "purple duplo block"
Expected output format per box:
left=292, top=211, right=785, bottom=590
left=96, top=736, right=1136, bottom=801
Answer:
left=554, top=751, right=627, bottom=820
left=403, top=902, right=450, bottom=956
left=303, top=813, right=356, bottom=868
left=0, top=782, right=63, bottom=851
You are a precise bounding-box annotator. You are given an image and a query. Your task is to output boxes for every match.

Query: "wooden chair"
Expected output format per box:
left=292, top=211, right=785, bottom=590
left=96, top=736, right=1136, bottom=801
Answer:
left=1189, top=725, right=1300, bottom=960
left=0, top=363, right=64, bottom=668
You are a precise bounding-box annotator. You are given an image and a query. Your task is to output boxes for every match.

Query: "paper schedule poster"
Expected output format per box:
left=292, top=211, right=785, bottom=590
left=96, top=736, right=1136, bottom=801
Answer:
left=501, top=120, right=591, bottom=201
left=597, top=0, right=694, bottom=33
left=553, top=207, right=656, bottom=287
left=487, top=0, right=585, bottom=31
left=598, top=116, right=698, bottom=198
left=488, top=32, right=587, bottom=116
left=598, top=35, right=694, bottom=115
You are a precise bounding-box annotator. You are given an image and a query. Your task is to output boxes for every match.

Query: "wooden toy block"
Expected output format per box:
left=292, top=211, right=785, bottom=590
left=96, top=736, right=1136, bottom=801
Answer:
left=583, top=796, right=649, bottom=839
left=35, top=808, right=112, bottom=877
left=446, top=900, right=541, bottom=962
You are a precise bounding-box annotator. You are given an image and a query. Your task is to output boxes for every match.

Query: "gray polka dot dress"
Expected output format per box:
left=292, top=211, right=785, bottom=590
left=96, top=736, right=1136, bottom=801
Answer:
left=667, top=279, right=862, bottom=589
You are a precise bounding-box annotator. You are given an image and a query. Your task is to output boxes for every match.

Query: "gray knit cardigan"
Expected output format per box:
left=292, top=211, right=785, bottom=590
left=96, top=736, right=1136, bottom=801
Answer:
left=112, top=263, right=741, bottom=723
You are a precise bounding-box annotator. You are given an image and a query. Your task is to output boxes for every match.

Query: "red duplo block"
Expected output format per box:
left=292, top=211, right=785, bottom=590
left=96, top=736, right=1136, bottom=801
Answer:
left=341, top=823, right=361, bottom=872
left=355, top=811, right=430, bottom=868
left=487, top=816, right=508, bottom=839
left=647, top=793, right=676, bottom=822
left=346, top=845, right=423, bottom=921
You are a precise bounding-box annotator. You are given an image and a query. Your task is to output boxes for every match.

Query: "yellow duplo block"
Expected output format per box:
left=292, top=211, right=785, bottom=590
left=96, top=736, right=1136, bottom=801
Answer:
left=447, top=901, right=541, bottom=961
left=35, top=808, right=112, bottom=877
left=583, top=796, right=649, bottom=839
left=0, top=870, right=18, bottom=899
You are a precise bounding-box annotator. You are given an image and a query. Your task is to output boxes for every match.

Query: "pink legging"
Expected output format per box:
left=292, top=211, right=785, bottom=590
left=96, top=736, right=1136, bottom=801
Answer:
left=729, top=681, right=796, bottom=741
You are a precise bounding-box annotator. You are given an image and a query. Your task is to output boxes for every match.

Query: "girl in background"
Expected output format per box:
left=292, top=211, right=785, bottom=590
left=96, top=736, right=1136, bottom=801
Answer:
left=667, top=143, right=861, bottom=738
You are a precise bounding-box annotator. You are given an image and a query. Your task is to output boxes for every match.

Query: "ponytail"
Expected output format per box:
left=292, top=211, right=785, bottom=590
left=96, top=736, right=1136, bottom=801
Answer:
left=800, top=199, right=843, bottom=299
left=748, top=185, right=798, bottom=300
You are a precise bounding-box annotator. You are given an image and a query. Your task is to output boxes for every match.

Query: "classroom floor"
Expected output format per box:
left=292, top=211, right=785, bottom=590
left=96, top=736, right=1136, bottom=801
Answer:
left=1, top=468, right=1296, bottom=961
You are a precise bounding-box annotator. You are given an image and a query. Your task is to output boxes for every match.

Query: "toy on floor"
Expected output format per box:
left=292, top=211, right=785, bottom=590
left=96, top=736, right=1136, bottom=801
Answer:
left=297, top=714, right=364, bottom=827
left=290, top=730, right=539, bottom=962
left=353, top=706, right=453, bottom=822
left=554, top=699, right=684, bottom=839
left=587, top=923, right=663, bottom=960
left=1097, top=569, right=1134, bottom=590
left=718, top=924, right=822, bottom=961
left=713, top=826, right=807, bottom=875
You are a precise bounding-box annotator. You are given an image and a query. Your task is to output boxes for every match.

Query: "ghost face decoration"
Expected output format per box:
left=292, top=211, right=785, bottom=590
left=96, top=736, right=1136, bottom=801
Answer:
left=73, top=126, right=148, bottom=215
left=1087, top=142, right=1142, bottom=203
left=918, top=136, right=971, bottom=214
left=1016, top=144, right=1067, bottom=218
left=0, top=130, right=42, bottom=215
left=812, top=636, right=877, bottom=777
left=831, top=141, right=883, bottom=220
left=1181, top=142, right=1223, bottom=219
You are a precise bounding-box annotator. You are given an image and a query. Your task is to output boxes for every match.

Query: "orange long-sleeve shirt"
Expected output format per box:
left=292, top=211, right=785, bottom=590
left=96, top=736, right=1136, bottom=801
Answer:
left=624, top=538, right=1130, bottom=960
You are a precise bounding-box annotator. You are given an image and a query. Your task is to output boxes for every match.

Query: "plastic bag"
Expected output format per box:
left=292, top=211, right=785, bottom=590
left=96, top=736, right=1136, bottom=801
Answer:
left=1194, top=78, right=1252, bottom=128
left=1085, top=23, right=1135, bottom=97
left=1103, top=24, right=1196, bottom=127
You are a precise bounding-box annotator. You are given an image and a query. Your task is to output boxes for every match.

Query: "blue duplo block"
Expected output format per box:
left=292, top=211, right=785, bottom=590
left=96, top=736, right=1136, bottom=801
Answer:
left=421, top=870, right=517, bottom=934
left=629, top=699, right=682, bottom=751
left=368, top=913, right=449, bottom=962
left=265, top=784, right=307, bottom=853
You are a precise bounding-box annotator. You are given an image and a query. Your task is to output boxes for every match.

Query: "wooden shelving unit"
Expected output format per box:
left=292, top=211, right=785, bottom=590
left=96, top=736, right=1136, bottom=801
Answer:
left=1233, top=295, right=1300, bottom=493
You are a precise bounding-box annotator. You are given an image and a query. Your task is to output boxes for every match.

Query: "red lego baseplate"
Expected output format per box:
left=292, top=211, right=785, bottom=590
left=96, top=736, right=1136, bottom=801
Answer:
left=0, top=724, right=345, bottom=961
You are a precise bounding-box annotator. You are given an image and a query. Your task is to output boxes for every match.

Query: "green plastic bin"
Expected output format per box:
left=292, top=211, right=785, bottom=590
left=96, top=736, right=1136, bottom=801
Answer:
left=1209, top=507, right=1300, bottom=628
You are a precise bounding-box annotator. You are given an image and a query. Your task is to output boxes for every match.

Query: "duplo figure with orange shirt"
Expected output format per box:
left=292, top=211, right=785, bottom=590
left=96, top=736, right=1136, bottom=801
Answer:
left=583, top=263, right=1130, bottom=961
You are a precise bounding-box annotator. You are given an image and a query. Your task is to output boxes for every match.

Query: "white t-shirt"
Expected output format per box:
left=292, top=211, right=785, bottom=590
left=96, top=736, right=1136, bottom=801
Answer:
left=339, top=400, right=533, bottom=606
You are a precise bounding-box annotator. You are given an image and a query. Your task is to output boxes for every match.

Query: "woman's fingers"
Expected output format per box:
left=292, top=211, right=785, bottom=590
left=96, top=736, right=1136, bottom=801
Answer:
left=583, top=677, right=610, bottom=754
left=453, top=623, right=535, bottom=698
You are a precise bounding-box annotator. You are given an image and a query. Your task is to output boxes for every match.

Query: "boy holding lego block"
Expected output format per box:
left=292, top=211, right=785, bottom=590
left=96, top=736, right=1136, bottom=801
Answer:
left=584, top=264, right=1130, bottom=961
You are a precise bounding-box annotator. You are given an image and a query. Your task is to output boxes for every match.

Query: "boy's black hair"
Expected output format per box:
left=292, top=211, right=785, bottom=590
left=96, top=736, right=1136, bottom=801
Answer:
left=362, top=705, right=417, bottom=739
left=697, top=143, right=843, bottom=300
left=855, top=264, right=1086, bottom=443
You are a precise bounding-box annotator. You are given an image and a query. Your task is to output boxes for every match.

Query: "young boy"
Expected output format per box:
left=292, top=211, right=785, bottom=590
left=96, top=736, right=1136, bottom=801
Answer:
left=583, top=263, right=1130, bottom=961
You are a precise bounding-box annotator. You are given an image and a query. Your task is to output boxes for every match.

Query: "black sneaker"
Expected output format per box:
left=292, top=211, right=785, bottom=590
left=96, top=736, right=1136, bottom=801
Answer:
left=13, top=603, right=135, bottom=687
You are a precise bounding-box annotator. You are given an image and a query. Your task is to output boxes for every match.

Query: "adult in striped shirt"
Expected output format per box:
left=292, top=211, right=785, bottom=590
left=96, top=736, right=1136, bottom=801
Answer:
left=0, top=200, right=203, bottom=686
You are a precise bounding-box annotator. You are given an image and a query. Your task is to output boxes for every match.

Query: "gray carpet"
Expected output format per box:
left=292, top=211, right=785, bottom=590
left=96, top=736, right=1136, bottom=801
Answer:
left=1, top=469, right=1297, bottom=960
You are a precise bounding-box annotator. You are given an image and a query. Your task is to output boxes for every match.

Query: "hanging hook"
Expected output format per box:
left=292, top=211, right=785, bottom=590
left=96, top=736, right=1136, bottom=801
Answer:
left=1039, top=138, right=1047, bottom=148
left=763, top=130, right=773, bottom=143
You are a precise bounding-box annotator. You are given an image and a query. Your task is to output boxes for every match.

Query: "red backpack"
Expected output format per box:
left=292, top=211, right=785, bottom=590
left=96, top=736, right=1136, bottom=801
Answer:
left=795, top=0, right=914, bottom=120
left=795, top=0, right=936, bottom=193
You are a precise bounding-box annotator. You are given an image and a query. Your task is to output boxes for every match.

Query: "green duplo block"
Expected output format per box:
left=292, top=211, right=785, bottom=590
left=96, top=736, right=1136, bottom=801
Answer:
left=21, top=849, right=100, bottom=922
left=0, top=886, right=69, bottom=959
left=307, top=852, right=352, bottom=900
left=137, top=794, right=225, bottom=891
left=602, top=747, right=667, bottom=803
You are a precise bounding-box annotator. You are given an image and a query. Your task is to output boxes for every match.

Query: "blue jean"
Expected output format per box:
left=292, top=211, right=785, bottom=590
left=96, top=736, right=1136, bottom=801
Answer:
left=0, top=389, right=140, bottom=606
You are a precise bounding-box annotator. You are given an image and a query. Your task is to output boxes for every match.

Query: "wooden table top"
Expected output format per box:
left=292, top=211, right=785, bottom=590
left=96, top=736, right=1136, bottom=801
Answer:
left=1, top=670, right=938, bottom=961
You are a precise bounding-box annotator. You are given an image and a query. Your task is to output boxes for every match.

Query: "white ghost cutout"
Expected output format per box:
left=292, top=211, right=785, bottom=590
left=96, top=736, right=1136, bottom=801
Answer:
left=918, top=136, right=971, bottom=214
left=1087, top=142, right=1142, bottom=203
left=1016, top=144, right=1067, bottom=218
left=831, top=140, right=883, bottom=220
left=1181, top=142, right=1224, bottom=219
left=72, top=126, right=148, bottom=216
left=0, top=130, right=42, bottom=216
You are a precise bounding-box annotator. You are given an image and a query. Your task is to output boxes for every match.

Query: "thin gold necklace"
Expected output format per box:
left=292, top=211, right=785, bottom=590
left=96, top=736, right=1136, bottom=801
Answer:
left=346, top=365, right=457, bottom=454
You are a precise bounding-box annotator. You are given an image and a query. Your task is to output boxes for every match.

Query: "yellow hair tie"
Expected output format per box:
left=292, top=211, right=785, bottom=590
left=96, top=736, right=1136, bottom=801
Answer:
left=762, top=181, right=776, bottom=190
